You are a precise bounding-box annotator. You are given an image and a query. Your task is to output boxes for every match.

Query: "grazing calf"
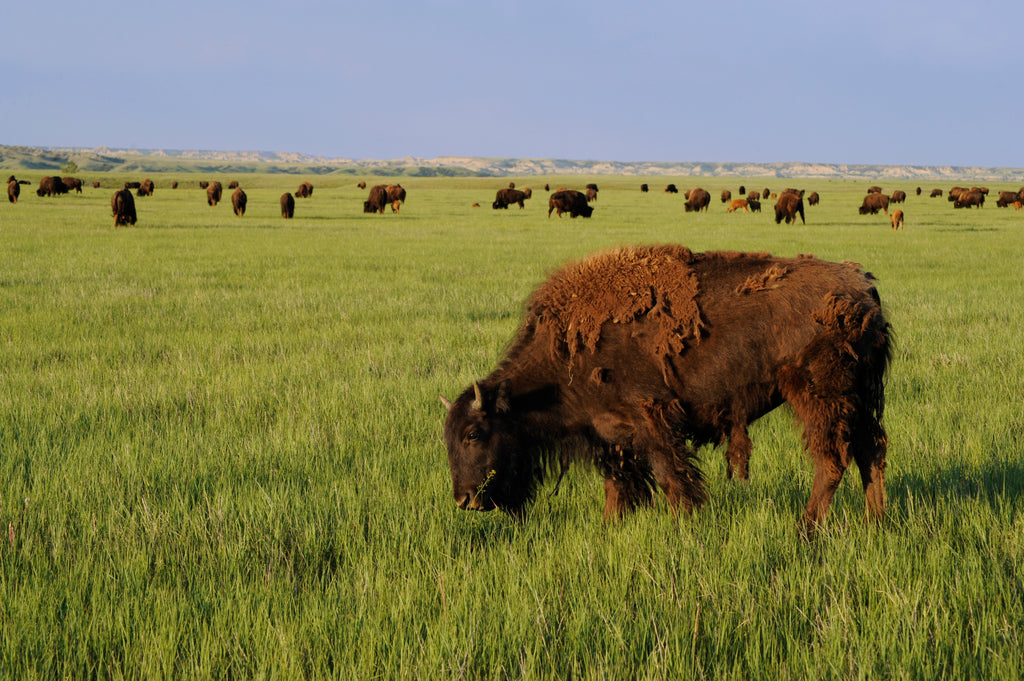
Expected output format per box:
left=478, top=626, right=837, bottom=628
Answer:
left=727, top=199, right=749, bottom=213
left=890, top=209, right=904, bottom=230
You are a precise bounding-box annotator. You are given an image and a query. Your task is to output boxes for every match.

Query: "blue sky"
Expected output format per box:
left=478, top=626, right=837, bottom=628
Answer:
left=3, top=0, right=1022, bottom=167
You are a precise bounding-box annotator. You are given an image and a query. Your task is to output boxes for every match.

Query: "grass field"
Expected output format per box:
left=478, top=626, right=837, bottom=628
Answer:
left=1, top=173, right=1023, bottom=679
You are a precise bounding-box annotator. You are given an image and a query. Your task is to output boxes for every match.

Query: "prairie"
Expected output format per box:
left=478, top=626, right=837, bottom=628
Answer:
left=1, top=174, right=1023, bottom=679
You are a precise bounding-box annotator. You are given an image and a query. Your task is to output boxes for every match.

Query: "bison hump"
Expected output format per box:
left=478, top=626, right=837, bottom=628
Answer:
left=528, top=245, right=704, bottom=363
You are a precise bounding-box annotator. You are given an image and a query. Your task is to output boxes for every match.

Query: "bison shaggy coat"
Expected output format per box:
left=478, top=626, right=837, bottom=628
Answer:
left=442, top=245, right=891, bottom=532
left=684, top=187, right=711, bottom=212
left=890, top=209, right=904, bottom=230
left=548, top=189, right=594, bottom=218
left=111, top=189, right=137, bottom=227
left=364, top=185, right=389, bottom=214
left=207, top=181, right=223, bottom=206
left=859, top=192, right=890, bottom=215
left=493, top=187, right=531, bottom=209
left=232, top=188, right=247, bottom=216
left=385, top=184, right=406, bottom=212
left=7, top=179, right=19, bottom=203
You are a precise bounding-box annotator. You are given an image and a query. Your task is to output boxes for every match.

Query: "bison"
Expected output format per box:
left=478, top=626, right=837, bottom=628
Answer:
left=890, top=190, right=906, bottom=204
left=727, top=199, right=748, bottom=213
left=930, top=189, right=943, bottom=198
left=36, top=176, right=68, bottom=197
left=364, top=184, right=389, bottom=214
left=807, top=192, right=820, bottom=206
left=953, top=190, right=985, bottom=209
left=232, top=188, right=247, bottom=216
left=137, top=178, right=154, bottom=197
left=206, top=181, right=223, bottom=206
left=62, top=177, right=83, bottom=193
left=684, top=187, right=710, bottom=212
left=281, top=192, right=295, bottom=218
left=890, top=209, right=904, bottom=230
left=111, top=189, right=137, bottom=227
left=640, top=184, right=649, bottom=193
left=7, top=179, right=19, bottom=203
left=441, top=245, right=891, bottom=532
left=721, top=189, right=732, bottom=203
left=386, top=184, right=407, bottom=212
left=775, top=191, right=805, bottom=224
left=859, top=192, right=890, bottom=215
left=995, top=190, right=1021, bottom=208
left=548, top=189, right=594, bottom=218
left=228, top=180, right=239, bottom=190
left=296, top=181, right=313, bottom=198
left=748, top=198, right=761, bottom=212
left=493, top=187, right=531, bottom=209
left=665, top=184, right=679, bottom=194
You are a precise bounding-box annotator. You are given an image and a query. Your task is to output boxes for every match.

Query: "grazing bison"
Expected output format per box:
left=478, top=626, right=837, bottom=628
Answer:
left=93, top=181, right=102, bottom=188
left=721, top=189, right=732, bottom=203
left=807, top=192, right=820, bottom=206
left=199, top=181, right=210, bottom=189
left=364, top=184, right=389, bottom=214
left=493, top=187, right=531, bottom=209
left=206, top=181, right=223, bottom=206
left=867, top=186, right=883, bottom=194
left=727, top=199, right=749, bottom=213
left=171, top=181, right=178, bottom=189
left=890, top=209, right=904, bottom=230
left=548, top=189, right=594, bottom=218
left=859, top=192, right=890, bottom=215
left=62, top=177, right=83, bottom=193
left=748, top=198, right=761, bottom=212
left=441, top=245, right=891, bottom=532
left=585, top=187, right=598, bottom=202
left=738, top=185, right=746, bottom=196
left=228, top=181, right=239, bottom=190
left=665, top=184, right=679, bottom=194
left=953, top=190, right=985, bottom=209
left=124, top=181, right=141, bottom=190
left=36, top=176, right=68, bottom=197
left=386, top=184, right=407, bottom=212
left=762, top=188, right=770, bottom=199
left=7, top=179, right=20, bottom=203
left=948, top=187, right=965, bottom=202
left=930, top=189, right=943, bottom=198
left=137, top=178, right=154, bottom=197
left=641, top=183, right=649, bottom=193
left=684, top=187, right=710, bottom=212
left=775, top=191, right=805, bottom=224
left=890, top=190, right=906, bottom=204
left=1015, top=201, right=1023, bottom=212
left=111, top=189, right=137, bottom=227
left=296, top=181, right=313, bottom=198
left=916, top=187, right=922, bottom=196
left=358, top=181, right=367, bottom=189
left=232, top=188, right=247, bottom=216
left=281, top=192, right=295, bottom=218
left=996, top=190, right=1020, bottom=208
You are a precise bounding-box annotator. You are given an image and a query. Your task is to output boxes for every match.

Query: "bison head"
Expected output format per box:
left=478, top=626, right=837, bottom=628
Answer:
left=441, top=381, right=540, bottom=515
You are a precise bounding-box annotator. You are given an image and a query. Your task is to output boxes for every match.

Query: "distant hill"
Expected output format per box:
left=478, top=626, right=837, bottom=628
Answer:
left=2, top=144, right=1023, bottom=182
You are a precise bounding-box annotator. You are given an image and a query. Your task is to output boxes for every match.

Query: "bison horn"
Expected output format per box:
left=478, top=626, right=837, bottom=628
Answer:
left=471, top=382, right=484, bottom=412
left=439, top=395, right=453, bottom=411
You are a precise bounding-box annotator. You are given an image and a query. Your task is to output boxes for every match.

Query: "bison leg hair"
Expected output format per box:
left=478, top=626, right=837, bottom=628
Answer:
left=725, top=423, right=752, bottom=481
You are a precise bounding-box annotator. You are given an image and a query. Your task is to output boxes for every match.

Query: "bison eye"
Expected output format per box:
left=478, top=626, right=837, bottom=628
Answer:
left=466, top=429, right=482, bottom=442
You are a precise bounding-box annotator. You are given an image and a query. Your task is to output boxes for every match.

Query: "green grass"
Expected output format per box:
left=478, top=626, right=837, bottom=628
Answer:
left=1, top=173, right=1023, bottom=679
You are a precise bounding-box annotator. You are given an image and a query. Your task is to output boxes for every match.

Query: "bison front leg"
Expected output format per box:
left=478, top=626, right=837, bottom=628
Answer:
left=599, top=444, right=655, bottom=521
left=649, top=445, right=707, bottom=515
left=725, top=423, right=752, bottom=481
left=852, top=413, right=888, bottom=523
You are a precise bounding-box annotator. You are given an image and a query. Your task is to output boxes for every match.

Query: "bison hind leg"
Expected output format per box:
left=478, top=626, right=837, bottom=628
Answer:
left=725, top=423, right=753, bottom=481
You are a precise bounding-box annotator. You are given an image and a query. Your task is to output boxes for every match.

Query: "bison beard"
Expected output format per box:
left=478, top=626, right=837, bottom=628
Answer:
left=442, top=245, right=891, bottom=533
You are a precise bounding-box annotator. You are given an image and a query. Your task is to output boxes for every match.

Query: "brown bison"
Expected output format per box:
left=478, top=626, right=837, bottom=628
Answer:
left=364, top=184, right=389, bottom=214
left=727, top=199, right=748, bottom=213
left=228, top=181, right=239, bottom=190
left=995, top=190, right=1022, bottom=208
left=199, top=180, right=210, bottom=189
left=930, top=189, right=943, bottom=198
left=665, top=184, right=679, bottom=194
left=232, top=188, right=247, bottom=217
left=385, top=184, right=407, bottom=212
left=206, top=181, right=223, bottom=206
left=36, top=176, right=68, bottom=197
left=111, top=189, right=137, bottom=227
left=953, top=190, right=985, bottom=209
left=296, top=181, right=313, bottom=198
left=62, top=177, right=83, bottom=193
left=585, top=187, right=598, bottom=202
left=762, top=188, right=770, bottom=199
left=358, top=181, right=367, bottom=189
left=859, top=192, right=890, bottom=215
left=684, top=187, right=710, bottom=212
left=170, top=181, right=178, bottom=189
left=137, top=178, right=154, bottom=197
left=721, top=189, right=732, bottom=203
left=775, top=191, right=805, bottom=224
left=807, top=192, right=820, bottom=206
left=441, top=245, right=891, bottom=532
left=947, top=187, right=965, bottom=202
left=890, top=209, right=904, bottom=230
left=124, top=181, right=141, bottom=190
left=493, top=187, right=531, bottom=209
left=7, top=179, right=19, bottom=203
left=890, top=190, right=906, bottom=204
left=548, top=189, right=594, bottom=218
left=867, top=186, right=883, bottom=194
left=281, top=192, right=295, bottom=218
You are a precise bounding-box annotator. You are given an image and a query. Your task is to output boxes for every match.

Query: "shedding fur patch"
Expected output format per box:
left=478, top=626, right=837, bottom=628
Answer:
left=527, top=245, right=704, bottom=367
left=736, top=264, right=790, bottom=294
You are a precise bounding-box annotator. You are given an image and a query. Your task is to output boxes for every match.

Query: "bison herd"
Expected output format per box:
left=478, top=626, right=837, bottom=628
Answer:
left=7, top=172, right=1024, bottom=230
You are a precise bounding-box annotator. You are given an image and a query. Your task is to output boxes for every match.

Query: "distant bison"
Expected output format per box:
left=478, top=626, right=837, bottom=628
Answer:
left=62, top=177, right=83, bottom=193
left=7, top=179, right=19, bottom=203
left=953, top=190, right=984, bottom=209
left=640, top=183, right=649, bottom=193
left=775, top=191, right=805, bottom=224
left=296, top=181, right=313, bottom=198
left=386, top=184, right=407, bottom=212
left=548, top=189, right=594, bottom=218
left=867, top=186, right=883, bottom=194
left=493, top=187, right=532, bottom=209
left=930, top=189, right=943, bottom=198
left=684, top=187, right=710, bottom=212
left=859, top=192, right=890, bottom=215
left=111, top=189, right=137, bottom=227
left=748, top=198, right=761, bottom=212
left=199, top=180, right=210, bottom=189
left=807, top=192, right=820, bottom=206
left=364, top=184, right=389, bottom=213
left=281, top=192, right=295, bottom=218
left=124, top=181, right=141, bottom=190
left=358, top=181, right=367, bottom=189
left=207, top=181, right=223, bottom=206
left=727, top=199, right=748, bottom=213
left=890, top=190, right=906, bottom=204
left=137, top=178, right=154, bottom=197
left=665, top=184, right=679, bottom=194
left=232, top=188, right=247, bottom=216
left=441, top=245, right=891, bottom=532
left=170, top=181, right=178, bottom=189
left=996, top=190, right=1022, bottom=208
left=890, top=209, right=904, bottom=230
left=228, top=181, right=239, bottom=190
left=36, top=176, right=68, bottom=197
left=721, top=189, right=732, bottom=203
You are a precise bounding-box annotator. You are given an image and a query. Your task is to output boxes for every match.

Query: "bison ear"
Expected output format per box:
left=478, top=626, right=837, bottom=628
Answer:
left=439, top=395, right=453, bottom=411
left=496, top=380, right=512, bottom=414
